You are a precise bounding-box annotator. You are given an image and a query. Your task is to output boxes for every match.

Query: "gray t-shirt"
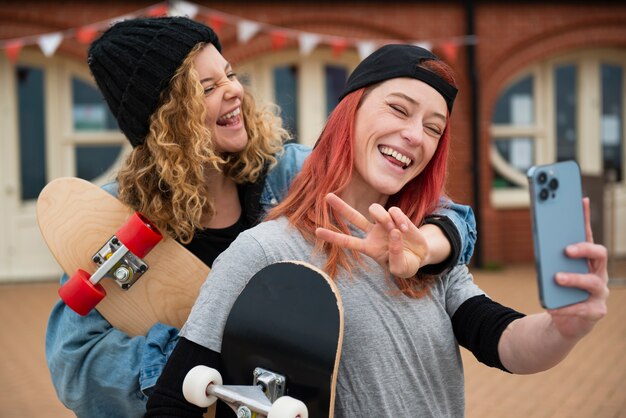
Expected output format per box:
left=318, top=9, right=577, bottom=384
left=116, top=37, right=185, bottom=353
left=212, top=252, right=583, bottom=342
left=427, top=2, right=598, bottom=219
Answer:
left=181, top=217, right=484, bottom=417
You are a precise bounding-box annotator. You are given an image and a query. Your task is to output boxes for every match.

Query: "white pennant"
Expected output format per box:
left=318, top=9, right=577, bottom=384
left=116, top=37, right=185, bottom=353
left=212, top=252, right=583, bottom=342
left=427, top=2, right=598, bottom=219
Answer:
left=298, top=33, right=320, bottom=56
left=37, top=33, right=63, bottom=57
left=169, top=1, right=199, bottom=18
left=110, top=14, right=133, bottom=25
left=413, top=41, right=433, bottom=51
left=357, top=41, right=377, bottom=60
left=237, top=20, right=261, bottom=43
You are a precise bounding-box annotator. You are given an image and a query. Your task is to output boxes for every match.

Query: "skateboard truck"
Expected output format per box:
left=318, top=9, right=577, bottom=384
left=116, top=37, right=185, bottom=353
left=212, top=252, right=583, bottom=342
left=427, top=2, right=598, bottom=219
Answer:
left=253, top=367, right=286, bottom=403
left=58, top=212, right=163, bottom=316
left=92, top=236, right=149, bottom=290
left=183, top=366, right=307, bottom=418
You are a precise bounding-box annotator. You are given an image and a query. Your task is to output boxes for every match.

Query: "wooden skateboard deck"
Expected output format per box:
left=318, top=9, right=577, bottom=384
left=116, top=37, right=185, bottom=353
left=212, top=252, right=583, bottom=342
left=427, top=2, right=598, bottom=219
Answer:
left=220, top=261, right=343, bottom=418
left=36, top=177, right=210, bottom=337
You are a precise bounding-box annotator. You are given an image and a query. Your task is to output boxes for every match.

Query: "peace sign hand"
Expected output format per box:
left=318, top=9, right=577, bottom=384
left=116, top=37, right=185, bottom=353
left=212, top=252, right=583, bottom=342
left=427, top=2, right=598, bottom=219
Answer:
left=315, top=193, right=429, bottom=278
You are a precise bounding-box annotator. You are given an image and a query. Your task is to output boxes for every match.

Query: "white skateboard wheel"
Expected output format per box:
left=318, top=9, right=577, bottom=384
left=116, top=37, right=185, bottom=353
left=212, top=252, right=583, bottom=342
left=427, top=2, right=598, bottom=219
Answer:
left=267, top=396, right=308, bottom=418
left=182, top=365, right=223, bottom=408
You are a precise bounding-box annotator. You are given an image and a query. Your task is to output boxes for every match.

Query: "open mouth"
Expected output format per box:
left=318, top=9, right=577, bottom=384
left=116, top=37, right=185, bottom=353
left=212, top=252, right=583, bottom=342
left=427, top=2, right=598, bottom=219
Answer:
left=216, top=107, right=241, bottom=127
left=378, top=145, right=413, bottom=169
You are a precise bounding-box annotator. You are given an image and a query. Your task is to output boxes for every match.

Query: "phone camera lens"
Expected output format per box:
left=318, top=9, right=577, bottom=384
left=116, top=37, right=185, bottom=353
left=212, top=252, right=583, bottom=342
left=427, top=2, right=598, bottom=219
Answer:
left=549, top=178, right=559, bottom=190
left=537, top=172, right=547, bottom=184
left=539, top=188, right=549, bottom=201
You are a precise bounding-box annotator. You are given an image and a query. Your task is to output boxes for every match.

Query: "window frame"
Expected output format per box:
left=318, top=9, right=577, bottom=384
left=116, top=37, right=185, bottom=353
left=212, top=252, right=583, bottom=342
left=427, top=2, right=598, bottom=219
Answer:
left=236, top=48, right=359, bottom=146
left=490, top=48, right=626, bottom=208
left=7, top=50, right=127, bottom=203
left=62, top=58, right=128, bottom=185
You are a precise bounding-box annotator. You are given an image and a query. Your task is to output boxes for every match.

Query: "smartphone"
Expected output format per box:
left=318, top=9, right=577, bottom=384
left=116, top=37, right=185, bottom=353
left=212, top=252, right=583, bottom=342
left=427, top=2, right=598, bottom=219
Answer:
left=527, top=160, right=589, bottom=309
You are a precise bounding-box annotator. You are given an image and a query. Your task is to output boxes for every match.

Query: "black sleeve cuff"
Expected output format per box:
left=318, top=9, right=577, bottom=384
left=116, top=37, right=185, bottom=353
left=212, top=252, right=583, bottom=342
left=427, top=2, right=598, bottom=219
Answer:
left=451, top=295, right=526, bottom=372
left=420, top=215, right=462, bottom=275
left=145, top=337, right=222, bottom=417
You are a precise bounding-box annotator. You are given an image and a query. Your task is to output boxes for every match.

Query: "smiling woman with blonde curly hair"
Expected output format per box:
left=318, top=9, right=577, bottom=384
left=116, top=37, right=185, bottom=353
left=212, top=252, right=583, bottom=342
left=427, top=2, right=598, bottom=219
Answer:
left=117, top=41, right=287, bottom=244
left=44, top=17, right=307, bottom=418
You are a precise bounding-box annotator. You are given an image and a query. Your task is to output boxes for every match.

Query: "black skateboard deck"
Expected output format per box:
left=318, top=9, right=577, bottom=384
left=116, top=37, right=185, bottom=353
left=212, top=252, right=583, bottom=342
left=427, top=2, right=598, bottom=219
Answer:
left=221, top=261, right=343, bottom=418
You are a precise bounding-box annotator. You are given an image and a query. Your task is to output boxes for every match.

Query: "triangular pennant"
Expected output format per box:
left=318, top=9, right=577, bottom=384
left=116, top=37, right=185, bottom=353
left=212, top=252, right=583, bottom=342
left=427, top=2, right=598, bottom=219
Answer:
left=146, top=4, right=169, bottom=17
left=331, top=39, right=348, bottom=58
left=111, top=14, right=134, bottom=25
left=37, top=32, right=63, bottom=57
left=4, top=39, right=23, bottom=64
left=76, top=26, right=99, bottom=44
left=356, top=41, right=376, bottom=60
left=413, top=41, right=432, bottom=51
left=237, top=20, right=261, bottom=43
left=270, top=31, right=288, bottom=50
left=169, top=1, right=198, bottom=18
left=298, top=33, right=320, bottom=56
left=440, top=41, right=458, bottom=64
left=206, top=15, right=226, bottom=36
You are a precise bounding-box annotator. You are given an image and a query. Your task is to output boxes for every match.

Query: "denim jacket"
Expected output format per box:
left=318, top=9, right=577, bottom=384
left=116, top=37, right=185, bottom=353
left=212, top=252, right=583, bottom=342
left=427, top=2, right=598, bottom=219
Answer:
left=45, top=143, right=476, bottom=417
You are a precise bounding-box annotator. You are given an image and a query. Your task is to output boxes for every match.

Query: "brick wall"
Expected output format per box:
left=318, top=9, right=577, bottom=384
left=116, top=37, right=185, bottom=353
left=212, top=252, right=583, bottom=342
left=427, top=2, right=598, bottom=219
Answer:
left=0, top=2, right=157, bottom=59
left=2, top=1, right=625, bottom=265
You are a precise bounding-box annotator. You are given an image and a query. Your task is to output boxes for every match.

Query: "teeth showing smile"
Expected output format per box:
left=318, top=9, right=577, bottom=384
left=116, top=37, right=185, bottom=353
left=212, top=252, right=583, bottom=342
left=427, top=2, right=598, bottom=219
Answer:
left=217, top=108, right=241, bottom=126
left=379, top=146, right=413, bottom=168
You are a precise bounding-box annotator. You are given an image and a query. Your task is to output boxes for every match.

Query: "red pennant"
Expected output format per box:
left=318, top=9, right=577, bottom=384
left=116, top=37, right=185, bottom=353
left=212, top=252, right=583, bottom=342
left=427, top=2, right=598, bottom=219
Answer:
left=4, top=39, right=23, bottom=63
left=440, top=42, right=458, bottom=64
left=146, top=4, right=168, bottom=17
left=331, top=39, right=348, bottom=58
left=76, top=26, right=98, bottom=44
left=206, top=15, right=225, bottom=36
left=270, top=32, right=288, bottom=50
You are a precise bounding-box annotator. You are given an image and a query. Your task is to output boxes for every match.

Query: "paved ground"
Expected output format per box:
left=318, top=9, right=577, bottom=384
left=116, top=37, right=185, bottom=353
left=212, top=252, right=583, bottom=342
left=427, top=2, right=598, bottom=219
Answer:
left=0, top=262, right=624, bottom=417
left=462, top=263, right=626, bottom=418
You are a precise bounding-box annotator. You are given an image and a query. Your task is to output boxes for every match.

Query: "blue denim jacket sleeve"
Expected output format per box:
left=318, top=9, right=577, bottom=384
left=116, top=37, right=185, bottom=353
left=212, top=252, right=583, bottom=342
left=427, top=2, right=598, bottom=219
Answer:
left=260, top=142, right=312, bottom=214
left=44, top=182, right=179, bottom=418
left=433, top=198, right=477, bottom=265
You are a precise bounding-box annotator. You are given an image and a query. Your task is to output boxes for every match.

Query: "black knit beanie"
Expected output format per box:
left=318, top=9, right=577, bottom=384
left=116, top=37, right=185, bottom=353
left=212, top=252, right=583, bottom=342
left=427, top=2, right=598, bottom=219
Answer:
left=88, top=17, right=221, bottom=147
left=338, top=44, right=457, bottom=113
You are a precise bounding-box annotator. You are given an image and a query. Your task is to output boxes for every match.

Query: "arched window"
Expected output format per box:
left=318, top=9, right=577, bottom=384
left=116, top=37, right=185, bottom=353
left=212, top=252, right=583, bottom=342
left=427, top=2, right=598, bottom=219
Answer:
left=490, top=49, right=626, bottom=209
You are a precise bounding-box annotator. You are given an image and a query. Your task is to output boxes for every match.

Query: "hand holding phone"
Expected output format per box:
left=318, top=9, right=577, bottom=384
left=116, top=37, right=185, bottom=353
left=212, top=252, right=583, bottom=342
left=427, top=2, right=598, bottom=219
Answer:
left=527, top=160, right=590, bottom=309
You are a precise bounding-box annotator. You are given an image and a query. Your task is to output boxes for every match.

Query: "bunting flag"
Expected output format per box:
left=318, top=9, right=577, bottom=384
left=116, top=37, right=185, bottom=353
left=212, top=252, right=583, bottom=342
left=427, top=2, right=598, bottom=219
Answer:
left=237, top=20, right=261, bottom=43
left=169, top=1, right=198, bottom=19
left=356, top=41, right=377, bottom=60
left=414, top=41, right=433, bottom=51
left=110, top=14, right=134, bottom=25
left=0, top=0, right=475, bottom=64
left=75, top=26, right=99, bottom=44
left=330, top=39, right=348, bottom=58
left=145, top=4, right=169, bottom=17
left=37, top=33, right=63, bottom=57
left=4, top=39, right=23, bottom=63
left=206, top=14, right=226, bottom=36
left=270, top=31, right=288, bottom=50
left=298, top=33, right=320, bottom=56
left=439, top=40, right=463, bottom=64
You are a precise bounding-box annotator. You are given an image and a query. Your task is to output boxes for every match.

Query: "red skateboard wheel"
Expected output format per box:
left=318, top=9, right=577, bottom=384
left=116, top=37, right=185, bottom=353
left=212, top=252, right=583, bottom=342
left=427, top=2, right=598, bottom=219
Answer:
left=59, top=269, right=106, bottom=316
left=115, top=212, right=163, bottom=258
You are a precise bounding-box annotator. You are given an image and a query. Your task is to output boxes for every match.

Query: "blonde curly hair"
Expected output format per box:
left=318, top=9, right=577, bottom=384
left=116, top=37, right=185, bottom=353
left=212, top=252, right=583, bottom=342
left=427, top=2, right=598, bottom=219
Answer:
left=117, top=42, right=288, bottom=243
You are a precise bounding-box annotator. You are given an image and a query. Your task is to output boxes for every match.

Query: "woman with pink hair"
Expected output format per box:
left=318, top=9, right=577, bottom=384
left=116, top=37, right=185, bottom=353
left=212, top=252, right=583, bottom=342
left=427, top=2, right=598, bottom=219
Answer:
left=146, top=44, right=609, bottom=417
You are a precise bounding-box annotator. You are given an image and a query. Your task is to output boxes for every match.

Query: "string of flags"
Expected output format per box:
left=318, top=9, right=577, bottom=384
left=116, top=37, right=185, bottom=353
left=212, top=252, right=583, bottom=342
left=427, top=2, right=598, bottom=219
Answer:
left=0, top=1, right=477, bottom=64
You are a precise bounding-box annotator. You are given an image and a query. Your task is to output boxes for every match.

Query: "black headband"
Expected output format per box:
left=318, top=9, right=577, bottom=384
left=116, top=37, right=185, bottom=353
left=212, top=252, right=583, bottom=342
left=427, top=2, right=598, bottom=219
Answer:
left=338, top=44, right=457, bottom=113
